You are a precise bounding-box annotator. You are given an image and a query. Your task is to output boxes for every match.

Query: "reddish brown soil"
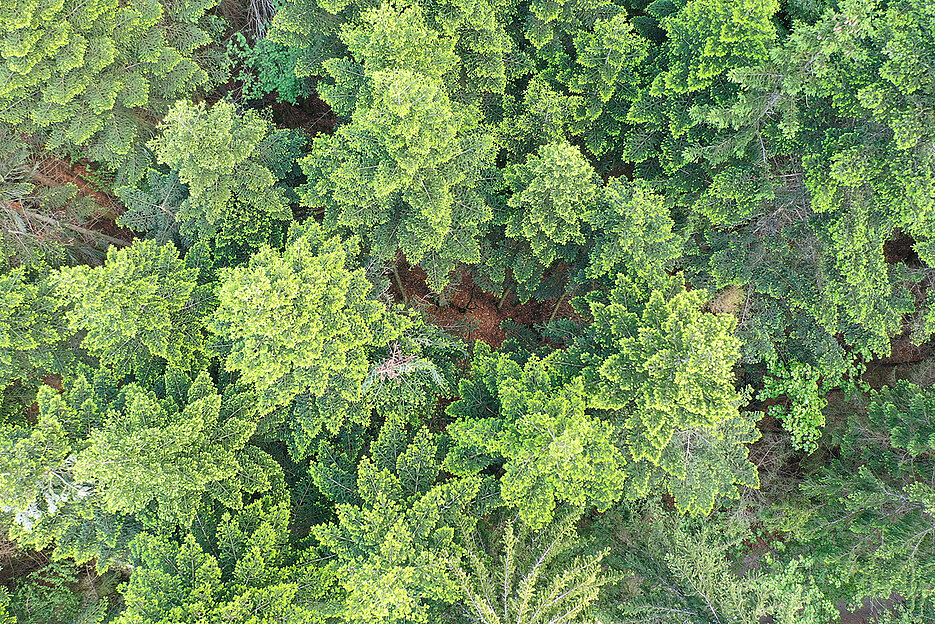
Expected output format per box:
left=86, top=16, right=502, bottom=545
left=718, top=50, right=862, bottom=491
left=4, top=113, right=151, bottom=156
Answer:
left=883, top=229, right=918, bottom=265
left=389, top=256, right=581, bottom=348
left=877, top=333, right=933, bottom=365
left=267, top=93, right=337, bottom=135
left=24, top=156, right=137, bottom=246
left=34, top=157, right=117, bottom=212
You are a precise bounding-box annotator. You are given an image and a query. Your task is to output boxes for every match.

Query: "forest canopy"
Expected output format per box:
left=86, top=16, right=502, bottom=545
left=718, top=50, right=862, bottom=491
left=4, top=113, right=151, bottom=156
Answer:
left=0, top=0, right=934, bottom=622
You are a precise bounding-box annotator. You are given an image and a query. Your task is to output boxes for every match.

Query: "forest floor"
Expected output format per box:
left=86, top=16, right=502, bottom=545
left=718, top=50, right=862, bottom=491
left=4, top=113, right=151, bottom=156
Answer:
left=387, top=256, right=582, bottom=348
left=27, top=156, right=136, bottom=247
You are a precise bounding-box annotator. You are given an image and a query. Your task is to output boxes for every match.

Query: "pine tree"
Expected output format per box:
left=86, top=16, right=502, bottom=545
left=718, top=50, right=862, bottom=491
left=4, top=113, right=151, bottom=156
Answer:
left=558, top=285, right=760, bottom=515
left=299, top=2, right=498, bottom=290
left=658, top=0, right=779, bottom=94
left=0, top=269, right=68, bottom=387
left=504, top=141, right=600, bottom=270
left=585, top=178, right=682, bottom=293
left=72, top=370, right=263, bottom=526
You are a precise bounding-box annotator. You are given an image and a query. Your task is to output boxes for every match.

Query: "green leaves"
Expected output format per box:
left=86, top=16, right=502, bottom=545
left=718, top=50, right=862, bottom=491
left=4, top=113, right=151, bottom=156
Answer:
left=299, top=1, right=498, bottom=290
left=562, top=285, right=760, bottom=515
left=594, top=288, right=743, bottom=440
left=448, top=347, right=626, bottom=527
left=452, top=508, right=610, bottom=624
left=0, top=386, right=77, bottom=527
left=211, top=221, right=407, bottom=447
left=315, top=419, right=480, bottom=622
left=72, top=371, right=257, bottom=525
left=586, top=179, right=682, bottom=291
left=53, top=239, right=200, bottom=375
left=760, top=361, right=827, bottom=452
left=0, top=269, right=67, bottom=386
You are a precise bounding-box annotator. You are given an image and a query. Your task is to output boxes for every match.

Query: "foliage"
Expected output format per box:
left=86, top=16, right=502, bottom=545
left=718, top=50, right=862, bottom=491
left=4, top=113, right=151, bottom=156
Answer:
left=447, top=345, right=626, bottom=527
left=229, top=33, right=311, bottom=104
left=3, top=0, right=935, bottom=618
left=0, top=0, right=224, bottom=179
left=2, top=368, right=271, bottom=535
left=148, top=100, right=295, bottom=248
left=557, top=284, right=760, bottom=515
left=767, top=381, right=935, bottom=613
left=53, top=239, right=202, bottom=376
left=7, top=557, right=121, bottom=624
left=114, top=169, right=187, bottom=246
left=585, top=179, right=682, bottom=293
left=116, top=496, right=338, bottom=624
left=659, top=0, right=779, bottom=94
left=759, top=361, right=827, bottom=452
left=314, top=418, right=483, bottom=622
left=210, top=220, right=407, bottom=454
left=0, top=269, right=67, bottom=387
left=298, top=2, right=498, bottom=290
left=503, top=141, right=599, bottom=269
left=0, top=588, right=12, bottom=624
left=590, top=504, right=835, bottom=624
left=451, top=507, right=611, bottom=624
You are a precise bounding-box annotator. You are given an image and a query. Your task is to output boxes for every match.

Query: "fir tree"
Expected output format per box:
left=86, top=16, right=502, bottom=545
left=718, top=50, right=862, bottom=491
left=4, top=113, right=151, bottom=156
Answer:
left=52, top=239, right=203, bottom=376
left=148, top=100, right=296, bottom=249
left=210, top=221, right=408, bottom=455
left=447, top=346, right=626, bottom=527
left=0, top=0, right=222, bottom=179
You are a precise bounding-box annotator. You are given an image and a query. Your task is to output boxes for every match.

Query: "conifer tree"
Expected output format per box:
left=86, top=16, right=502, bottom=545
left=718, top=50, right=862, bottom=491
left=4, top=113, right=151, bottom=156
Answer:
left=314, top=419, right=482, bottom=622
left=0, top=269, right=67, bottom=387
left=53, top=239, right=203, bottom=376
left=658, top=0, right=779, bottom=94
left=0, top=386, right=79, bottom=529
left=148, top=100, right=297, bottom=249
left=116, top=497, right=338, bottom=624
left=585, top=179, right=682, bottom=293
left=451, top=507, right=610, bottom=624
left=0, top=0, right=223, bottom=179
left=1, top=367, right=278, bottom=567
left=447, top=345, right=626, bottom=527
left=72, top=370, right=263, bottom=526
left=566, top=13, right=649, bottom=124
left=210, top=221, right=408, bottom=455
left=299, top=3, right=497, bottom=289
left=114, top=170, right=188, bottom=246
left=558, top=284, right=760, bottom=515
left=504, top=141, right=600, bottom=269
left=771, top=381, right=935, bottom=612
